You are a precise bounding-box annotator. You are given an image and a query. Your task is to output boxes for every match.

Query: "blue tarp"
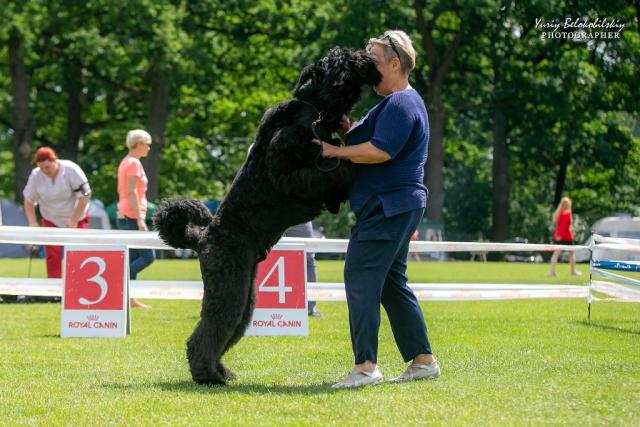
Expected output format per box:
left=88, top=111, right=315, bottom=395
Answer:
left=0, top=200, right=28, bottom=257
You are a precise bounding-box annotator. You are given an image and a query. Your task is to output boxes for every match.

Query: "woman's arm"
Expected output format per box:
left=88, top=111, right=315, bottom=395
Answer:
left=66, top=196, right=90, bottom=228
left=312, top=139, right=390, bottom=164
left=126, top=176, right=147, bottom=231
left=24, top=200, right=39, bottom=227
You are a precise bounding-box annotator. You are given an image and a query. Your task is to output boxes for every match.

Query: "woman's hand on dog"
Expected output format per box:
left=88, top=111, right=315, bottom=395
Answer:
left=313, top=138, right=341, bottom=158
left=313, top=114, right=350, bottom=158
left=340, top=114, right=351, bottom=134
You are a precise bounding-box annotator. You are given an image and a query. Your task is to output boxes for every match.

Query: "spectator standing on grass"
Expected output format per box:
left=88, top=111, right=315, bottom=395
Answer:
left=23, top=147, right=91, bottom=278
left=549, top=196, right=582, bottom=277
left=314, top=30, right=439, bottom=389
left=117, top=129, right=155, bottom=309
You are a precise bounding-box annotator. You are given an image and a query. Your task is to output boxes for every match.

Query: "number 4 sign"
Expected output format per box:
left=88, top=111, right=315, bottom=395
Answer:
left=61, top=246, right=129, bottom=338
left=246, top=244, right=308, bottom=336
left=259, top=257, right=293, bottom=304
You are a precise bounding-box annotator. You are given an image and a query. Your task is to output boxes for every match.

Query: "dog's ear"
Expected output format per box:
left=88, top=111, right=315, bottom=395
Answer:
left=293, top=64, right=323, bottom=99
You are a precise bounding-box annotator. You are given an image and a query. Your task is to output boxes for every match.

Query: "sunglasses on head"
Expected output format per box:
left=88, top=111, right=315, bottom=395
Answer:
left=381, top=35, right=401, bottom=59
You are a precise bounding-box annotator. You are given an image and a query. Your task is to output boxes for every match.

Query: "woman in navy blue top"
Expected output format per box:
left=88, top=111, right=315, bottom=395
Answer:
left=314, top=30, right=439, bottom=388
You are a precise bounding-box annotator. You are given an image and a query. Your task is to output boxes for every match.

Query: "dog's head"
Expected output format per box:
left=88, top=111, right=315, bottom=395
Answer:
left=293, top=47, right=382, bottom=109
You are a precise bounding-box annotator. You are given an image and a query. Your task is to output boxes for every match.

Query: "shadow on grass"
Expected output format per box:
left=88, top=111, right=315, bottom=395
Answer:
left=103, top=380, right=339, bottom=395
left=575, top=320, right=640, bottom=336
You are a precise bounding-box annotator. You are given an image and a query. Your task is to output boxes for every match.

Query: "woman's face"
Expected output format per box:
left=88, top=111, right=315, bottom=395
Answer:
left=368, top=43, right=398, bottom=96
left=37, top=159, right=59, bottom=178
left=135, top=140, right=152, bottom=158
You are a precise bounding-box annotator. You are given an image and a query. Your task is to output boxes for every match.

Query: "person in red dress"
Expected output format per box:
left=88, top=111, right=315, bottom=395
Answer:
left=548, top=196, right=581, bottom=277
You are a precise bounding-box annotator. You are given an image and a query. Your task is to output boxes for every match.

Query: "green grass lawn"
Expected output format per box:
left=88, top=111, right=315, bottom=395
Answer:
left=1, top=259, right=638, bottom=425
left=1, top=258, right=590, bottom=284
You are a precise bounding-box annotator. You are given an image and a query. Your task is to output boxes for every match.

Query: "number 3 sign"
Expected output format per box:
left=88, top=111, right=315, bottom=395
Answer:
left=61, top=246, right=129, bottom=338
left=246, top=244, right=308, bottom=336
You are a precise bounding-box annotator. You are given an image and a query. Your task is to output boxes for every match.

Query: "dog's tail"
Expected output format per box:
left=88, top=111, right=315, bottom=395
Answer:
left=153, top=199, right=214, bottom=250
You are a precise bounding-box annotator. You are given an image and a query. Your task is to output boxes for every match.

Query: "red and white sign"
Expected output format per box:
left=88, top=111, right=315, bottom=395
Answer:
left=246, top=244, right=308, bottom=336
left=61, top=246, right=129, bottom=338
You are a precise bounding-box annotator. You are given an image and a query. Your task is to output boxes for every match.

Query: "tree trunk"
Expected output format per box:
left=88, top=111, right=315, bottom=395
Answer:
left=553, top=139, right=571, bottom=207
left=63, top=62, right=83, bottom=162
left=413, top=0, right=465, bottom=226
left=425, top=106, right=446, bottom=224
left=491, top=105, right=510, bottom=242
left=634, top=0, right=640, bottom=36
left=8, top=30, right=34, bottom=204
left=143, top=63, right=171, bottom=202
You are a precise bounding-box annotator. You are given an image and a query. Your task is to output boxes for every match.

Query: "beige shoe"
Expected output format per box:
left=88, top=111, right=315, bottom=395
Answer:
left=390, top=361, right=440, bottom=383
left=331, top=366, right=383, bottom=389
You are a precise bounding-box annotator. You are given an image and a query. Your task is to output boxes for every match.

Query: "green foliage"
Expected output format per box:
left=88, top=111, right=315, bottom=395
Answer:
left=0, top=0, right=638, bottom=241
left=443, top=115, right=492, bottom=241
left=314, top=202, right=356, bottom=239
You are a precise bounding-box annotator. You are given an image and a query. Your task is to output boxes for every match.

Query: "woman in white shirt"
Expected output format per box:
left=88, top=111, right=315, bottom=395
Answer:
left=23, top=147, right=91, bottom=278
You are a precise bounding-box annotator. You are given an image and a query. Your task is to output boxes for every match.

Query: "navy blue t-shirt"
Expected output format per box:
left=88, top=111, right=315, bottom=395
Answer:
left=346, top=88, right=429, bottom=217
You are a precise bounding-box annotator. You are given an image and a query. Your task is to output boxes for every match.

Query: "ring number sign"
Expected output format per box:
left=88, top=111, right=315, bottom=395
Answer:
left=61, top=246, right=129, bottom=338
left=258, top=257, right=293, bottom=304
left=246, top=244, right=308, bottom=336
left=78, top=257, right=108, bottom=305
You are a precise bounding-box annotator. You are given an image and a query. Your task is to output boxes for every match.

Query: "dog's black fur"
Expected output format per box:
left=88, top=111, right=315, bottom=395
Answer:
left=153, top=47, right=381, bottom=386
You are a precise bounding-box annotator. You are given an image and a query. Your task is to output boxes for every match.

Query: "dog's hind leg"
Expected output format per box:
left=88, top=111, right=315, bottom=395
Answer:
left=215, top=264, right=258, bottom=381
left=187, top=317, right=227, bottom=386
left=187, top=253, right=254, bottom=386
left=216, top=360, right=237, bottom=381
left=224, top=264, right=257, bottom=351
left=187, top=290, right=248, bottom=385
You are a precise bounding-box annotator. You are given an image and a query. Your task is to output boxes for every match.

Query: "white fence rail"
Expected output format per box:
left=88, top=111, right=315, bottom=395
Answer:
left=0, top=277, right=590, bottom=301
left=0, top=225, right=589, bottom=252
left=3, top=226, right=637, bottom=303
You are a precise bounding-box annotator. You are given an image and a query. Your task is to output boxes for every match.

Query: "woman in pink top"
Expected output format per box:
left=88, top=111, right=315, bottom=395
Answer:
left=117, top=129, right=155, bottom=308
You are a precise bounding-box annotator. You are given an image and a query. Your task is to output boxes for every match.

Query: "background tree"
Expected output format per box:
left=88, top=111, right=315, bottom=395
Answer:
left=0, top=0, right=638, bottom=243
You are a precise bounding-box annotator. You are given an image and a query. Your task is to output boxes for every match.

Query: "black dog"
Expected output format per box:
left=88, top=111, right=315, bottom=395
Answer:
left=154, top=47, right=381, bottom=386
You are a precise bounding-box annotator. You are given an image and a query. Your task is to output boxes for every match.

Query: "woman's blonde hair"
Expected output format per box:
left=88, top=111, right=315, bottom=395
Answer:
left=367, top=29, right=416, bottom=75
left=126, top=129, right=152, bottom=150
left=553, top=196, right=572, bottom=223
